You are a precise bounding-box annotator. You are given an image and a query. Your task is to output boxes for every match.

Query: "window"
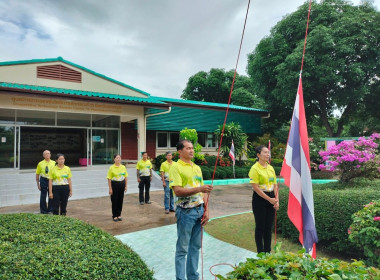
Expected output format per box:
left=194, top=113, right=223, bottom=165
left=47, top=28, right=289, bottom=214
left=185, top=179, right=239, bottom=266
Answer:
left=157, top=132, right=168, bottom=148
left=92, top=115, right=120, bottom=128
left=57, top=112, right=91, bottom=127
left=170, top=133, right=179, bottom=148
left=156, top=131, right=216, bottom=148
left=207, top=133, right=217, bottom=148
left=198, top=133, right=206, bottom=147
left=16, top=110, right=55, bottom=126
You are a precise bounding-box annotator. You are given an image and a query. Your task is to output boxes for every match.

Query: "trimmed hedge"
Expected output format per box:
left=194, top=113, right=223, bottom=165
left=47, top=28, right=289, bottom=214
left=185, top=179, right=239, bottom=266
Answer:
left=0, top=213, right=153, bottom=280
left=277, top=180, right=380, bottom=259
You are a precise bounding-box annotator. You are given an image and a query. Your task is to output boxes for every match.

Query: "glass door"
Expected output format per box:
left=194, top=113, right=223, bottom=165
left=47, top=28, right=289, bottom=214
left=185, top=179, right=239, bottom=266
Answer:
left=0, top=126, right=15, bottom=168
left=91, top=129, right=119, bottom=165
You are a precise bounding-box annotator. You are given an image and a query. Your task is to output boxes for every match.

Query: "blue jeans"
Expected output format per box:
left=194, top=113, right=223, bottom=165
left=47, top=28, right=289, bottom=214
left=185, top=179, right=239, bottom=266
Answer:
left=39, top=177, right=53, bottom=214
left=164, top=180, right=174, bottom=211
left=175, top=205, right=204, bottom=280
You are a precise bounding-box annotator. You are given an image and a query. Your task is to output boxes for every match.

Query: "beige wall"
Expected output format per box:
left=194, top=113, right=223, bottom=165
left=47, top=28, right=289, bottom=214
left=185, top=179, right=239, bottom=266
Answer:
left=0, top=62, right=148, bottom=98
left=0, top=92, right=147, bottom=158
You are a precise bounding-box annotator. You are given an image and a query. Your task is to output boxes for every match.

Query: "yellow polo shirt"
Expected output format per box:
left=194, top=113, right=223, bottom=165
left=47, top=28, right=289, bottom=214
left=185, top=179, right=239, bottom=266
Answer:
left=169, top=159, right=204, bottom=208
left=249, top=162, right=277, bottom=192
left=48, top=165, right=72, bottom=185
left=107, top=164, right=128, bottom=181
left=136, top=159, right=152, bottom=176
left=36, top=160, right=56, bottom=179
left=160, top=160, right=174, bottom=180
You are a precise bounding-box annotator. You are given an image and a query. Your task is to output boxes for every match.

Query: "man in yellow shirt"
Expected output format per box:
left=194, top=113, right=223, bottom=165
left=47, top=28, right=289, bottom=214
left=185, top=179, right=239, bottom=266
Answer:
left=160, top=151, right=175, bottom=214
left=35, top=150, right=56, bottom=214
left=136, top=152, right=153, bottom=205
left=169, top=140, right=213, bottom=280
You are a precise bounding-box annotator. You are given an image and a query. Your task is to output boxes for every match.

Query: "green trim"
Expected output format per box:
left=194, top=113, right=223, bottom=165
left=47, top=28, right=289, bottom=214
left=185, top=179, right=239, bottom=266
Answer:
left=0, top=57, right=151, bottom=97
left=203, top=178, right=338, bottom=185
left=320, top=137, right=361, bottom=141
left=155, top=96, right=268, bottom=113
left=0, top=82, right=166, bottom=105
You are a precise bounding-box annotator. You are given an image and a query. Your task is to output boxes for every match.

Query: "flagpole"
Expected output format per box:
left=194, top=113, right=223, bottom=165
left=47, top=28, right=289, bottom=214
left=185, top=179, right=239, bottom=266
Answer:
left=233, top=161, right=235, bottom=179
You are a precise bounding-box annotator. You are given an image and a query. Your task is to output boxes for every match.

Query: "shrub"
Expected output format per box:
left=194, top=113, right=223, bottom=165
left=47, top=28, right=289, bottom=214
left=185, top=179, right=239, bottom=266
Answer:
left=200, top=166, right=212, bottom=180
left=311, top=170, right=336, bottom=180
left=270, top=158, right=283, bottom=167
left=273, top=166, right=281, bottom=176
left=152, top=153, right=166, bottom=170
left=204, top=155, right=217, bottom=167
left=0, top=213, right=153, bottom=280
left=349, top=200, right=380, bottom=267
left=219, top=244, right=380, bottom=279
left=277, top=181, right=380, bottom=259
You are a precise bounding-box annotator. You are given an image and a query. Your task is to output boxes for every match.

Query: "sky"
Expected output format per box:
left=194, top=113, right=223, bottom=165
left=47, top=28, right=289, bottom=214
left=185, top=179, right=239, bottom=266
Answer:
left=0, top=0, right=379, bottom=99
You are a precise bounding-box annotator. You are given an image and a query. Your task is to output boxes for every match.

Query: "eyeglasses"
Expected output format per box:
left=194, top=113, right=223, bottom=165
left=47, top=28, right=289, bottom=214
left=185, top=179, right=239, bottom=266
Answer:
left=45, top=166, right=49, bottom=174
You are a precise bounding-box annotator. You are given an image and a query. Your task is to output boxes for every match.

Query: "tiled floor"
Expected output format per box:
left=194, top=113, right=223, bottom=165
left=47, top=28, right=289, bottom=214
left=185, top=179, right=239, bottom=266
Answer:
left=116, top=224, right=257, bottom=280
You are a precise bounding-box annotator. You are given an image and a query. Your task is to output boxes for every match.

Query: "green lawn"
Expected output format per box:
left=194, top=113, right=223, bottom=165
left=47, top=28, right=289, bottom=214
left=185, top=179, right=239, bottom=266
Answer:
left=204, top=213, right=350, bottom=261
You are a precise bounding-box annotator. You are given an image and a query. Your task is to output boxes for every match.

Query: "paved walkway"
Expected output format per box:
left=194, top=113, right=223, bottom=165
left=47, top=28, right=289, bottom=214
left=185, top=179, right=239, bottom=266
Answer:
left=116, top=223, right=256, bottom=280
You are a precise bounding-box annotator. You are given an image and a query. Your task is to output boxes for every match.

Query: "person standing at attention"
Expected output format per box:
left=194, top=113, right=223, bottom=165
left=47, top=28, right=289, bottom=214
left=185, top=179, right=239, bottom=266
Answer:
left=48, top=153, right=72, bottom=216
left=169, top=140, right=213, bottom=280
left=107, top=154, right=128, bottom=222
left=249, top=145, right=279, bottom=254
left=160, top=151, right=175, bottom=214
left=136, top=152, right=152, bottom=205
left=35, top=150, right=56, bottom=214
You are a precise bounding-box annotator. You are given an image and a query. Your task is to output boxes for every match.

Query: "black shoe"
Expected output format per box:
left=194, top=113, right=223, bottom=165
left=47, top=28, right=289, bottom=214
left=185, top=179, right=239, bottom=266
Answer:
left=140, top=202, right=144, bottom=205
left=169, top=209, right=175, bottom=212
left=145, top=201, right=152, bottom=204
left=113, top=217, right=118, bottom=222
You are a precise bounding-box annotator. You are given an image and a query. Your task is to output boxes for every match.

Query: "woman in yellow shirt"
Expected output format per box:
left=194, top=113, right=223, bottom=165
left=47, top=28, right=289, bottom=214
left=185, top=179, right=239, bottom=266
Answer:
left=249, top=145, right=279, bottom=253
left=48, top=153, right=72, bottom=215
left=107, top=154, right=128, bottom=222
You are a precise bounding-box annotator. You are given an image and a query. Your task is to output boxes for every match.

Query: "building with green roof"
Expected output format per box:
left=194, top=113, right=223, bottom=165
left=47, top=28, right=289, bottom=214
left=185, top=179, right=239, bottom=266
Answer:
left=0, top=57, right=268, bottom=171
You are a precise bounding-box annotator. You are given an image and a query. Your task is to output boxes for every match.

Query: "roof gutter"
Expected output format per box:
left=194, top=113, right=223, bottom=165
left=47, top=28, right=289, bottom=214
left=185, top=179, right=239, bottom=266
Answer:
left=144, top=106, right=172, bottom=126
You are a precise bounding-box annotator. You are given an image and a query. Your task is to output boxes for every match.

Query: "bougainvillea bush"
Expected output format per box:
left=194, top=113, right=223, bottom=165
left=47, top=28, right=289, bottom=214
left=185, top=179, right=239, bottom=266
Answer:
left=217, top=244, right=380, bottom=280
left=319, top=133, right=380, bottom=182
left=348, top=200, right=380, bottom=267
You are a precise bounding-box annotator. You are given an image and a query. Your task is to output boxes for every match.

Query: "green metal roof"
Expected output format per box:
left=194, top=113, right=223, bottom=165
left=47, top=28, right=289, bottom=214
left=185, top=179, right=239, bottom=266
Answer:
left=0, top=82, right=167, bottom=105
left=146, top=107, right=262, bottom=134
left=154, top=96, right=268, bottom=113
left=0, top=57, right=151, bottom=97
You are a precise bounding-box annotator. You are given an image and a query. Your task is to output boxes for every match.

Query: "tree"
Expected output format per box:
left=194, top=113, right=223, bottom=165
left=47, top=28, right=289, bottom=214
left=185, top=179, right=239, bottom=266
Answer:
left=181, top=68, right=265, bottom=109
left=247, top=0, right=380, bottom=137
left=214, top=122, right=248, bottom=160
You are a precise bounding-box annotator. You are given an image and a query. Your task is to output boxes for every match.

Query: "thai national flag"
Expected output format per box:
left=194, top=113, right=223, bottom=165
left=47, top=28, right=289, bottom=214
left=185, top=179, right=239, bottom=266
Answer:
left=229, top=140, right=235, bottom=165
left=280, top=77, right=318, bottom=258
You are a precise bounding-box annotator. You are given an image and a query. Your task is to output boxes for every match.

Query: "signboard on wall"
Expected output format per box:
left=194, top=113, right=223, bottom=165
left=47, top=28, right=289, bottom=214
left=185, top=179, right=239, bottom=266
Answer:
left=92, top=136, right=101, bottom=142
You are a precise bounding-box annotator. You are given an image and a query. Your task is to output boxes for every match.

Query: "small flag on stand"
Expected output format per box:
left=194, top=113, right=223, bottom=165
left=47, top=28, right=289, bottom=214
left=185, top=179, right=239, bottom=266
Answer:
left=229, top=140, right=235, bottom=165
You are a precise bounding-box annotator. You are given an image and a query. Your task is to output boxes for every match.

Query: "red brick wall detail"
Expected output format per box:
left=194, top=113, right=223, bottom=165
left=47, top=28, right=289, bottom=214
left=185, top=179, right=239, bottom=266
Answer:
left=146, top=130, right=156, bottom=159
left=121, top=122, right=138, bottom=160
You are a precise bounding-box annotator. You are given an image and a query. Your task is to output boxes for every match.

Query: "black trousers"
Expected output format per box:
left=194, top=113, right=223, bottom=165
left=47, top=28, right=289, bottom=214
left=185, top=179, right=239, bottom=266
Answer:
left=138, top=176, right=151, bottom=203
left=52, top=185, right=70, bottom=215
left=252, top=191, right=275, bottom=253
left=110, top=181, right=125, bottom=218
left=39, top=177, right=53, bottom=214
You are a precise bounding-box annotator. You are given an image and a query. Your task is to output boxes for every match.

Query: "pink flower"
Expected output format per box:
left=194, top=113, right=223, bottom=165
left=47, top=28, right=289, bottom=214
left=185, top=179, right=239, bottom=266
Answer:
left=348, top=228, right=352, bottom=234
left=374, top=217, right=380, bottom=221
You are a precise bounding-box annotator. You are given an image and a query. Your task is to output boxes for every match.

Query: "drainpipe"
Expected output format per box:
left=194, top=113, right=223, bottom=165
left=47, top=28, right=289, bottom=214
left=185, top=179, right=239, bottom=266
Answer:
left=142, top=106, right=172, bottom=155
left=262, top=112, right=270, bottom=119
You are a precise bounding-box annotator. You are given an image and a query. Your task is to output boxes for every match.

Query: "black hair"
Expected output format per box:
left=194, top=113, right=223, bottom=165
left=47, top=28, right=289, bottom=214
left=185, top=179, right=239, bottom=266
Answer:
left=176, top=139, right=192, bottom=151
left=165, top=151, right=172, bottom=156
left=113, top=154, right=121, bottom=159
left=56, top=153, right=65, bottom=160
left=255, top=145, right=267, bottom=159
left=141, top=151, right=147, bottom=156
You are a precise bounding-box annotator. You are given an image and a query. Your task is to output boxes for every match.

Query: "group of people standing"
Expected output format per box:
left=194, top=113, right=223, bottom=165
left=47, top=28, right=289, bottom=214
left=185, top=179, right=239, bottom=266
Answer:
left=36, top=142, right=279, bottom=280
left=36, top=151, right=72, bottom=216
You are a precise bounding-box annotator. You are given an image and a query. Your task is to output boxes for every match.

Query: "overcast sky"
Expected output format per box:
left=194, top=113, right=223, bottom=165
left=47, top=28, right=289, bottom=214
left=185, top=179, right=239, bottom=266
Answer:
left=0, top=0, right=378, bottom=99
